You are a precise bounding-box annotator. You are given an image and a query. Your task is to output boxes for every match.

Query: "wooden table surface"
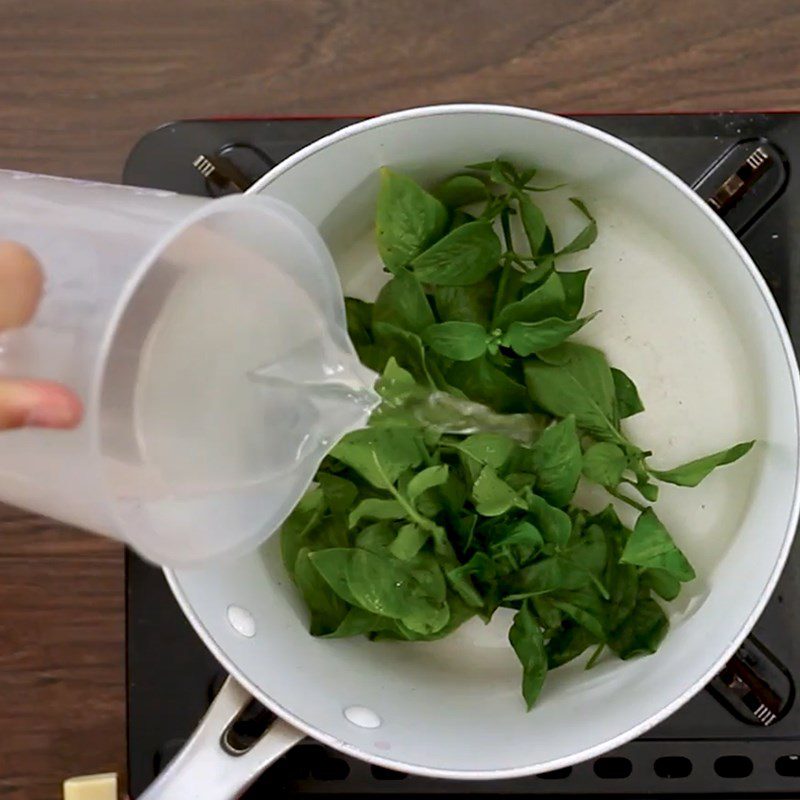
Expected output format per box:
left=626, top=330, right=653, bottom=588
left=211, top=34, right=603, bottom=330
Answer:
left=1, top=1, right=799, bottom=797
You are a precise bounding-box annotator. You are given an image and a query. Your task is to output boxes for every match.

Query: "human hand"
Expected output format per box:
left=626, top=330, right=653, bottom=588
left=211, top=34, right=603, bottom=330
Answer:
left=0, top=241, right=83, bottom=429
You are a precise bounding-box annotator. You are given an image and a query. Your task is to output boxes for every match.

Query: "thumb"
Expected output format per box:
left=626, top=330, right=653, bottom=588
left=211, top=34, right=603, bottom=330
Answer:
left=0, top=379, right=83, bottom=430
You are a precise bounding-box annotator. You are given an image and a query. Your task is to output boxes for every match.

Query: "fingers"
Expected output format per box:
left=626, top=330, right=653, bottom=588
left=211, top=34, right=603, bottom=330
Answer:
left=0, top=241, right=43, bottom=329
left=0, top=379, right=83, bottom=430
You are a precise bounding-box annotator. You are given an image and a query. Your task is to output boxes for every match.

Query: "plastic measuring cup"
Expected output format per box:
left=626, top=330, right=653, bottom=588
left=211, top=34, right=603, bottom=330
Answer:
left=0, top=170, right=377, bottom=566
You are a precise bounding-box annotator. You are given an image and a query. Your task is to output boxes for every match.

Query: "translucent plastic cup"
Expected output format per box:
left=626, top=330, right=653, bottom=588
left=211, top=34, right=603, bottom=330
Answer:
left=0, top=170, right=376, bottom=566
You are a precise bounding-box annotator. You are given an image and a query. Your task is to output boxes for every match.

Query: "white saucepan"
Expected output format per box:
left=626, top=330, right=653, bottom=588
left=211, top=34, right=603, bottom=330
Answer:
left=139, top=105, right=800, bottom=799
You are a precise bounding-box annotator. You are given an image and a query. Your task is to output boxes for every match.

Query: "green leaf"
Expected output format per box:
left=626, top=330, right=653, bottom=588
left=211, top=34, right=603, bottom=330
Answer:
left=611, top=367, right=644, bottom=419
left=608, top=597, right=669, bottom=660
left=280, top=488, right=326, bottom=577
left=641, top=568, right=681, bottom=601
left=509, top=603, right=548, bottom=709
left=472, top=465, right=522, bottom=516
left=348, top=498, right=406, bottom=528
left=330, top=427, right=425, bottom=488
left=557, top=198, right=597, bottom=256
left=376, top=167, right=448, bottom=272
left=547, top=624, right=598, bottom=669
left=559, top=270, right=591, bottom=319
left=506, top=526, right=607, bottom=597
left=519, top=195, right=547, bottom=255
left=582, top=442, right=627, bottom=488
left=447, top=209, right=477, bottom=232
left=374, top=357, right=417, bottom=405
left=621, top=508, right=695, bottom=582
left=389, top=523, right=428, bottom=560
left=649, top=441, right=754, bottom=488
left=491, top=519, right=544, bottom=551
left=372, top=321, right=434, bottom=387
left=433, top=174, right=488, bottom=207
left=411, top=221, right=501, bottom=286
left=294, top=547, right=348, bottom=636
left=345, top=297, right=373, bottom=346
left=525, top=343, right=622, bottom=443
left=502, top=313, right=596, bottom=356
left=551, top=594, right=606, bottom=642
left=422, top=321, right=489, bottom=361
left=525, top=416, right=582, bottom=507
left=494, top=271, right=566, bottom=329
left=454, top=433, right=516, bottom=469
left=407, top=464, right=450, bottom=502
left=310, top=548, right=449, bottom=635
left=355, top=521, right=395, bottom=554
left=372, top=271, right=435, bottom=334
left=447, top=552, right=497, bottom=608
left=527, top=494, right=572, bottom=547
left=434, top=279, right=496, bottom=327
left=316, top=473, right=358, bottom=514
left=447, top=355, right=530, bottom=413
left=322, top=607, right=394, bottom=639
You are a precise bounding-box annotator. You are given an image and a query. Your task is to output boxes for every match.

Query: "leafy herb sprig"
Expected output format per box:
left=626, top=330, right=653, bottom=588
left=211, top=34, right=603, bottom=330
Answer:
left=280, top=159, right=754, bottom=709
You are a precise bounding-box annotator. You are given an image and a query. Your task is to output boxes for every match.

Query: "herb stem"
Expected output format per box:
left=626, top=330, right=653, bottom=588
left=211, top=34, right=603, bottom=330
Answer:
left=585, top=643, right=605, bottom=670
left=607, top=486, right=647, bottom=513
left=491, top=207, right=515, bottom=326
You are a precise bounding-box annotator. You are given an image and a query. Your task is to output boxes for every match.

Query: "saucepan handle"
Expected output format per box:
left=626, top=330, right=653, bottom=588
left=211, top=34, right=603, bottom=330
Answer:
left=138, top=676, right=305, bottom=800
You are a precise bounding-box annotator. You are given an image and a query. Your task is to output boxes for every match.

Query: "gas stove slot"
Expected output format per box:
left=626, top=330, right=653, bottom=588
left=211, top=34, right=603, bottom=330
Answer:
left=693, top=139, right=788, bottom=235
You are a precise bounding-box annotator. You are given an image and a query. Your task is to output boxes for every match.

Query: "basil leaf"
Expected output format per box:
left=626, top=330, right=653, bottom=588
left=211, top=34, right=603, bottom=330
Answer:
left=422, top=321, right=489, bottom=360
left=621, top=508, right=695, bottom=582
left=453, top=432, right=516, bottom=469
left=348, top=498, right=406, bottom=528
left=376, top=167, right=447, bottom=272
left=372, top=321, right=435, bottom=387
left=447, top=355, right=530, bottom=413
left=311, top=548, right=449, bottom=635
left=649, top=441, right=754, bottom=487
left=389, top=523, right=428, bottom=560
left=558, top=269, right=591, bottom=320
left=527, top=494, right=572, bottom=547
left=519, top=195, right=547, bottom=255
left=374, top=357, right=417, bottom=405
left=345, top=297, right=373, bottom=346
left=494, top=271, right=566, bottom=329
left=641, top=568, right=681, bottom=601
left=525, top=343, right=622, bottom=443
left=434, top=279, right=496, bottom=327
left=472, top=465, right=522, bottom=516
left=433, top=174, right=488, bottom=207
left=551, top=594, right=606, bottom=642
left=608, top=597, right=669, bottom=660
left=489, top=520, right=544, bottom=554
left=547, top=624, right=597, bottom=669
left=607, top=369, right=643, bottom=421
left=557, top=198, right=597, bottom=256
left=525, top=416, right=582, bottom=507
left=509, top=602, right=548, bottom=710
left=372, top=271, right=435, bottom=334
left=407, top=464, right=449, bottom=502
left=355, top=521, right=396, bottom=554
left=280, top=488, right=325, bottom=577
left=447, top=552, right=497, bottom=608
left=294, top=547, right=348, bottom=636
left=582, top=442, right=627, bottom=488
left=503, top=313, right=596, bottom=357
left=322, top=607, right=394, bottom=639
left=316, top=473, right=359, bottom=514
left=330, top=428, right=425, bottom=488
left=411, top=221, right=501, bottom=286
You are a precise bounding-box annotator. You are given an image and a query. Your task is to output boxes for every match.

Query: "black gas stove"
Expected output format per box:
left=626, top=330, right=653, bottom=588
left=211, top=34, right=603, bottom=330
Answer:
left=124, top=113, right=800, bottom=798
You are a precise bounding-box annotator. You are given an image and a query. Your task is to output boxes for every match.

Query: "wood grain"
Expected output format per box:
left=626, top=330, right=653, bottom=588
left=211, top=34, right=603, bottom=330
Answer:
left=0, top=0, right=798, bottom=797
